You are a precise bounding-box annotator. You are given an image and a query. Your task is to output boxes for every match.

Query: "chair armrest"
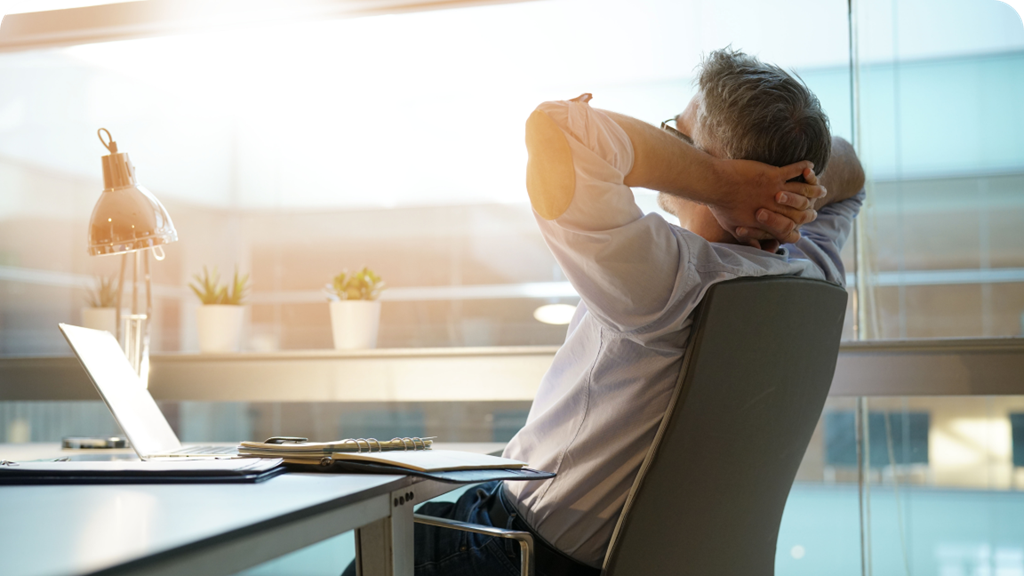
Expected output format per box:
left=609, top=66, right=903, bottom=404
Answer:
left=414, top=514, right=535, bottom=576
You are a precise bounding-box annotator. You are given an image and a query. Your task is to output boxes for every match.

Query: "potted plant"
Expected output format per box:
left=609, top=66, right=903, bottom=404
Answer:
left=81, top=275, right=118, bottom=334
left=190, top=266, right=249, bottom=353
left=325, top=267, right=386, bottom=350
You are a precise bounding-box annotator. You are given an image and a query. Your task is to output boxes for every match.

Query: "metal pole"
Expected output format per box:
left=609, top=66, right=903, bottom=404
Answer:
left=848, top=1, right=872, bottom=574
left=142, top=249, right=152, bottom=386
left=116, top=252, right=127, bottom=344
left=857, top=396, right=872, bottom=576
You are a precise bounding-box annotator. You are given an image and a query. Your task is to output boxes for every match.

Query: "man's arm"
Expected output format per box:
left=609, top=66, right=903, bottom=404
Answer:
left=600, top=109, right=826, bottom=244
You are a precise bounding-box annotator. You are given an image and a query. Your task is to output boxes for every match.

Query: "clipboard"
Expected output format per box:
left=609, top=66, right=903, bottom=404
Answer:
left=0, top=458, right=285, bottom=485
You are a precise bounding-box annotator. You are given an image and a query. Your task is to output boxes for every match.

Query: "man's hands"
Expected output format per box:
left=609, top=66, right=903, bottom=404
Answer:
left=710, top=159, right=826, bottom=251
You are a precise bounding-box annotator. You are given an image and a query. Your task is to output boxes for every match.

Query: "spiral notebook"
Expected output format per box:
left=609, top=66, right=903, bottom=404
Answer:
left=238, top=436, right=435, bottom=456
left=237, top=437, right=528, bottom=473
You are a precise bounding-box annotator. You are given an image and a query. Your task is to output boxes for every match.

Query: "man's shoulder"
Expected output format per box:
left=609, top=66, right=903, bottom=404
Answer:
left=686, top=233, right=833, bottom=284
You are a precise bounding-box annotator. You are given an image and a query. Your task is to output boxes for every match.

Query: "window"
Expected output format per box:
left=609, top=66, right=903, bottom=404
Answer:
left=853, top=0, right=1024, bottom=338
left=0, top=0, right=857, bottom=354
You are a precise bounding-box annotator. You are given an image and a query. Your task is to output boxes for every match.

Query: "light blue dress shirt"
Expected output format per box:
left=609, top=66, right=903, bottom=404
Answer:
left=502, top=99, right=864, bottom=568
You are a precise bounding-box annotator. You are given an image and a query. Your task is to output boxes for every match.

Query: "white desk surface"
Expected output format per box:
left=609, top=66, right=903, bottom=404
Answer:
left=0, top=444, right=503, bottom=573
left=0, top=472, right=411, bottom=576
left=0, top=442, right=505, bottom=576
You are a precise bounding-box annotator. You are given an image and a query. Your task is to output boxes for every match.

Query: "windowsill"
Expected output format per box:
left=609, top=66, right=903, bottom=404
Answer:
left=1, top=339, right=1022, bottom=401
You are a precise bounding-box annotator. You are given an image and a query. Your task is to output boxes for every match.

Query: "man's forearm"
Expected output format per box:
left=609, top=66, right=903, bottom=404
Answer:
left=586, top=102, right=823, bottom=245
left=816, top=136, right=865, bottom=209
left=602, top=110, right=723, bottom=204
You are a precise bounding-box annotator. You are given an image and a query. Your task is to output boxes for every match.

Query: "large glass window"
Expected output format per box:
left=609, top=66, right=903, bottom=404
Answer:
left=0, top=0, right=855, bottom=354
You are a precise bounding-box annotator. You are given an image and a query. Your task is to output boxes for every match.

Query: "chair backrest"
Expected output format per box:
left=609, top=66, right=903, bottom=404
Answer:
left=602, top=276, right=848, bottom=576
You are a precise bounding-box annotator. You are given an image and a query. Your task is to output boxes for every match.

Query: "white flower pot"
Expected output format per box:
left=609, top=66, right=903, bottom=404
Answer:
left=197, top=305, right=245, bottom=353
left=330, top=300, right=381, bottom=350
left=81, top=307, right=117, bottom=334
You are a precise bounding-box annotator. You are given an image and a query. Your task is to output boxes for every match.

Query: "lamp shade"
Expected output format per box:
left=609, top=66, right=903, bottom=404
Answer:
left=88, top=130, right=177, bottom=256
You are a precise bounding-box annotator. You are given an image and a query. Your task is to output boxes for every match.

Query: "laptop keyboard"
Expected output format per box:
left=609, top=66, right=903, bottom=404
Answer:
left=172, top=445, right=238, bottom=455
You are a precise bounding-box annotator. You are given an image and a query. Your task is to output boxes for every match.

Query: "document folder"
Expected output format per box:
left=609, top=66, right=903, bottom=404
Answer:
left=284, top=459, right=555, bottom=484
left=0, top=458, right=285, bottom=485
left=235, top=436, right=556, bottom=484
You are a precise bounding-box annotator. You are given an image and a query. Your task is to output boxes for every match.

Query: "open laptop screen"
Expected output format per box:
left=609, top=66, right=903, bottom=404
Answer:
left=59, top=323, right=182, bottom=458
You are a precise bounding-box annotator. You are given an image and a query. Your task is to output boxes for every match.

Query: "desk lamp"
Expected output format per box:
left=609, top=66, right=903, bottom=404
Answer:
left=88, top=128, right=178, bottom=386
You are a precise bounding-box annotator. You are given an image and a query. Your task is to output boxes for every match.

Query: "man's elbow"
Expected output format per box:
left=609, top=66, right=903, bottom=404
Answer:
left=525, top=107, right=576, bottom=220
left=831, top=136, right=866, bottom=196
left=838, top=137, right=866, bottom=191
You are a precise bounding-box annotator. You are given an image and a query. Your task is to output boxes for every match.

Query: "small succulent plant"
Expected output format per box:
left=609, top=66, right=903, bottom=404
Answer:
left=326, top=267, right=386, bottom=301
left=85, top=275, right=118, bottom=308
left=190, top=266, right=249, bottom=306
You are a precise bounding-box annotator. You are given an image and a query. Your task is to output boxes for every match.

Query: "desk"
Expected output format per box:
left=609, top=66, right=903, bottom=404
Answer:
left=0, top=444, right=472, bottom=576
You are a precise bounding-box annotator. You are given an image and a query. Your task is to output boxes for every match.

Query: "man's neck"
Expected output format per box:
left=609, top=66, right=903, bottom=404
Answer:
left=675, top=205, right=738, bottom=245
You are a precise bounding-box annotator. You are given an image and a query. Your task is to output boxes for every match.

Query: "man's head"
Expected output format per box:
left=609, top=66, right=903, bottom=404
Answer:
left=660, top=48, right=831, bottom=242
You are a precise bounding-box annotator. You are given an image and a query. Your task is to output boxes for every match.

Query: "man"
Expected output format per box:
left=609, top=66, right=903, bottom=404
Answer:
left=372, top=48, right=865, bottom=576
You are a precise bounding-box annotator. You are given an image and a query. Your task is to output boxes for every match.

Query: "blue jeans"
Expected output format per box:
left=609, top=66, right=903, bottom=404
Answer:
left=342, top=481, right=524, bottom=576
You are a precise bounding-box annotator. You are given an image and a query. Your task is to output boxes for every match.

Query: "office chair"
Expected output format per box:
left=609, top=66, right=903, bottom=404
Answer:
left=602, top=276, right=847, bottom=575
left=415, top=276, right=848, bottom=576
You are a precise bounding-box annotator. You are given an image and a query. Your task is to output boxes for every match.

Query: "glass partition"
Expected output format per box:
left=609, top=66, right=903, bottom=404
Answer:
left=852, top=0, right=1024, bottom=339
left=0, top=399, right=531, bottom=444
left=772, top=395, right=1024, bottom=576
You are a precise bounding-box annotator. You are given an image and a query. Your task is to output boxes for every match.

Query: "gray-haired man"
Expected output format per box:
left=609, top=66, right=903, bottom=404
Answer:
left=393, top=48, right=865, bottom=576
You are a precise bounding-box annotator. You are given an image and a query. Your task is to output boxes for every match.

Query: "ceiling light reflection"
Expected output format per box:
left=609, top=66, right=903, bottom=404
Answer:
left=533, top=303, right=576, bottom=325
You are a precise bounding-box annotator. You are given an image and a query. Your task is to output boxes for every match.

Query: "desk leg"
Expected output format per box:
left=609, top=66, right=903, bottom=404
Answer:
left=355, top=488, right=416, bottom=576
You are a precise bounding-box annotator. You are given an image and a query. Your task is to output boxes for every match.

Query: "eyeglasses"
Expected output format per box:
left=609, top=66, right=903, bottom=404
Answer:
left=660, top=118, right=694, bottom=145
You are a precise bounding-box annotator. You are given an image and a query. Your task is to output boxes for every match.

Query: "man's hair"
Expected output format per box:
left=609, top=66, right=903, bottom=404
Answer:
left=695, top=48, right=831, bottom=174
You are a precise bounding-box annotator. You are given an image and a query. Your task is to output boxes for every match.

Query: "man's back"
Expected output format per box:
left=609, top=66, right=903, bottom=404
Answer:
left=502, top=99, right=864, bottom=568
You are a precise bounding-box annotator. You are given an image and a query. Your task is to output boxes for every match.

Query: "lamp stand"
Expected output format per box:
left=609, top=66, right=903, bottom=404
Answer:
left=115, top=249, right=152, bottom=386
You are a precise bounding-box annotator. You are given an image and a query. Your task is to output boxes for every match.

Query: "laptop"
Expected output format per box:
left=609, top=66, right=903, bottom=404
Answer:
left=58, top=323, right=238, bottom=460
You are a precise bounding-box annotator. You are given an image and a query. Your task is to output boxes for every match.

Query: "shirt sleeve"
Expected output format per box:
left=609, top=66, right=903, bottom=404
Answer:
left=526, top=99, right=693, bottom=333
left=786, top=190, right=866, bottom=286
